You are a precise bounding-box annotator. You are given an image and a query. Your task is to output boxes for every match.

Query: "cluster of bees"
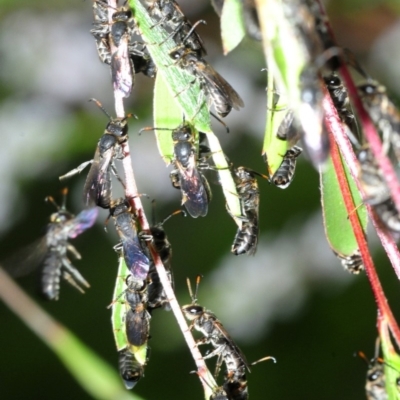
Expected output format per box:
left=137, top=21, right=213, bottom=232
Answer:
left=271, top=0, right=400, bottom=277
left=6, top=0, right=400, bottom=398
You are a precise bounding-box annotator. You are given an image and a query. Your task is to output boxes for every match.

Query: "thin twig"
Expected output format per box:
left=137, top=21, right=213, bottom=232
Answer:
left=107, top=0, right=214, bottom=389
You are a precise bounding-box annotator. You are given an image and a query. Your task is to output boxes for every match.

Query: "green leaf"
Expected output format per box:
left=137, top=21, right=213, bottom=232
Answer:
left=111, top=253, right=149, bottom=367
left=380, top=331, right=400, bottom=400
left=111, top=254, right=130, bottom=352
left=220, top=0, right=246, bottom=55
left=153, top=73, right=184, bottom=165
left=207, top=131, right=242, bottom=221
left=53, top=330, right=142, bottom=400
left=131, top=0, right=210, bottom=133
left=133, top=0, right=241, bottom=221
left=320, top=154, right=368, bottom=258
left=262, top=68, right=290, bottom=176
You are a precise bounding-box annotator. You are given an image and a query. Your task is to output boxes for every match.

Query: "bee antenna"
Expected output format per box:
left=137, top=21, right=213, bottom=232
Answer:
left=45, top=192, right=62, bottom=211
left=374, top=336, right=381, bottom=360
left=61, top=187, right=68, bottom=209
left=186, top=277, right=195, bottom=303
left=89, top=98, right=112, bottom=120
left=138, top=126, right=171, bottom=135
left=356, top=351, right=371, bottom=366
left=194, top=274, right=202, bottom=303
left=160, top=209, right=186, bottom=226
left=251, top=355, right=277, bottom=366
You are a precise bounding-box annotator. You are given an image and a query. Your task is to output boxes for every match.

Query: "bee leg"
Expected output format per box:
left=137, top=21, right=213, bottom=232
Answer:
left=61, top=259, right=90, bottom=290
left=170, top=170, right=181, bottom=189
left=66, top=243, right=82, bottom=260
left=62, top=271, right=86, bottom=294
left=59, top=160, right=93, bottom=181
left=110, top=162, right=126, bottom=189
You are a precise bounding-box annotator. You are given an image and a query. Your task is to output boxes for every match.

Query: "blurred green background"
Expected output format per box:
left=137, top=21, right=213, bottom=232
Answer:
left=1, top=0, right=400, bottom=399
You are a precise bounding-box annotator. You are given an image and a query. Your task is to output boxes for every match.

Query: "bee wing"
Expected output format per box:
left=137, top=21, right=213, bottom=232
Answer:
left=213, top=320, right=251, bottom=372
left=178, top=161, right=209, bottom=218
left=66, top=208, right=99, bottom=239
left=122, top=236, right=150, bottom=281
left=196, top=61, right=244, bottom=110
left=2, top=237, right=48, bottom=278
left=125, top=308, right=151, bottom=347
left=111, top=36, right=134, bottom=98
left=83, top=146, right=113, bottom=208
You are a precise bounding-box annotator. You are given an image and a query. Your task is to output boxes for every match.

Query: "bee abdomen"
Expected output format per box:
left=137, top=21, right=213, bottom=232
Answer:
left=118, top=348, right=144, bottom=390
left=231, top=220, right=259, bottom=256
left=41, top=251, right=62, bottom=300
left=374, top=199, right=400, bottom=233
left=272, top=146, right=302, bottom=189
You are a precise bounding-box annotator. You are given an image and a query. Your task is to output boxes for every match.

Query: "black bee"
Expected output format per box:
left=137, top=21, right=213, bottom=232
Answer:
left=169, top=47, right=244, bottom=118
left=182, top=276, right=250, bottom=379
left=272, top=146, right=302, bottom=189
left=90, top=1, right=136, bottom=97
left=275, top=109, right=302, bottom=147
left=358, top=81, right=400, bottom=161
left=91, top=1, right=114, bottom=64
left=358, top=339, right=388, bottom=400
left=230, top=167, right=268, bottom=256
left=334, top=250, right=364, bottom=274
left=140, top=123, right=211, bottom=218
left=323, top=72, right=358, bottom=137
left=91, top=1, right=157, bottom=80
left=118, top=347, right=144, bottom=389
left=129, top=47, right=157, bottom=78
left=124, top=275, right=151, bottom=347
left=194, top=371, right=229, bottom=400
left=60, top=99, right=133, bottom=209
left=144, top=207, right=185, bottom=312
left=357, top=148, right=400, bottom=234
left=147, top=0, right=207, bottom=56
left=110, top=7, right=136, bottom=97
left=345, top=51, right=400, bottom=159
left=283, top=0, right=333, bottom=167
left=4, top=189, right=98, bottom=300
left=110, top=198, right=151, bottom=281
left=223, top=366, right=248, bottom=400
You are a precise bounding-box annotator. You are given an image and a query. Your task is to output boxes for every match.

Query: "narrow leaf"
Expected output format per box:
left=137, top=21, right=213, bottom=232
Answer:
left=321, top=153, right=368, bottom=258
left=221, top=0, right=246, bottom=54
left=153, top=73, right=184, bottom=165
left=262, top=68, right=290, bottom=176
left=131, top=0, right=210, bottom=133
left=380, top=321, right=400, bottom=400
left=111, top=254, right=130, bottom=352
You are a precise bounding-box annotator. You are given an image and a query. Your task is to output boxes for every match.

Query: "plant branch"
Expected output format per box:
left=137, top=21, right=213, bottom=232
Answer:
left=106, top=0, right=215, bottom=391
left=315, top=0, right=400, bottom=215
left=324, top=91, right=400, bottom=346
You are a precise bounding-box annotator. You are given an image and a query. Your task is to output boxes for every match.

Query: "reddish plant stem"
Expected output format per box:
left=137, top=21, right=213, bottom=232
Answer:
left=107, top=0, right=212, bottom=386
left=315, top=0, right=400, bottom=214
left=324, top=92, right=400, bottom=346
left=323, top=93, right=400, bottom=281
left=339, top=66, right=400, bottom=214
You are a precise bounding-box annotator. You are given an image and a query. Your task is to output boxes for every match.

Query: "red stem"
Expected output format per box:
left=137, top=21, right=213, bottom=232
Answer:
left=324, top=91, right=400, bottom=346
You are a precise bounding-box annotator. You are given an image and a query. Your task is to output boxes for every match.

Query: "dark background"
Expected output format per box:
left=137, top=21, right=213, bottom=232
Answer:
left=0, top=0, right=400, bottom=399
